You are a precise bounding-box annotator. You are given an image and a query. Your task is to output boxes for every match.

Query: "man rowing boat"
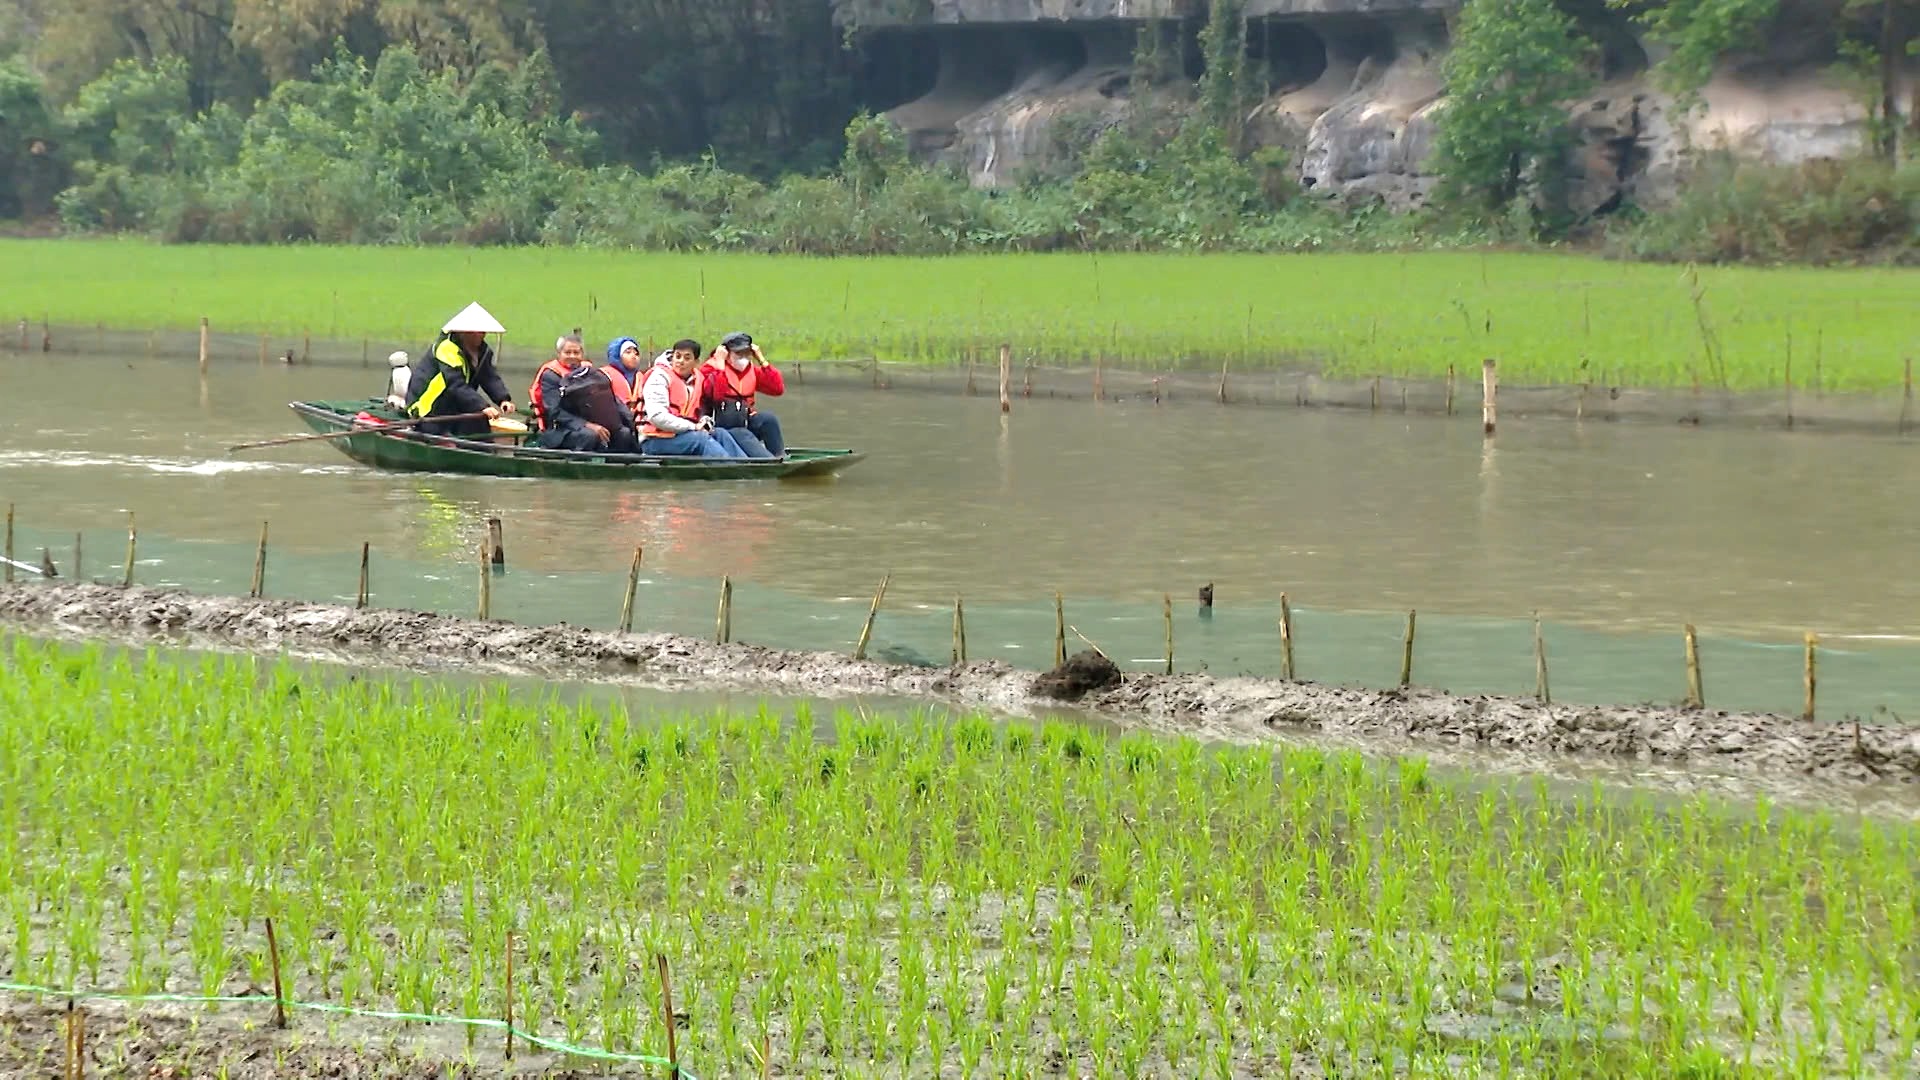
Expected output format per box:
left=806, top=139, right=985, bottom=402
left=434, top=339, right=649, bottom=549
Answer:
left=405, top=301, right=516, bottom=438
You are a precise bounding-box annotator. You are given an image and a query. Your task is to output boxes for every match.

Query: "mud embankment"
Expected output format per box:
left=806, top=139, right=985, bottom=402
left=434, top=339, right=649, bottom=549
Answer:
left=4, top=582, right=1917, bottom=790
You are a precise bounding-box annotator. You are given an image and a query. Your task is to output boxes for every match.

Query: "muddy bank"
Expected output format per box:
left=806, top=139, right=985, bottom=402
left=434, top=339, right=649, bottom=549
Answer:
left=6, top=582, right=1916, bottom=790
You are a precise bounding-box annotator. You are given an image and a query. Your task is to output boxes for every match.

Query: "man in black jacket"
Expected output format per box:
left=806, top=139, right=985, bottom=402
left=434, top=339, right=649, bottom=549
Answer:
left=530, top=335, right=639, bottom=452
left=406, top=301, right=516, bottom=437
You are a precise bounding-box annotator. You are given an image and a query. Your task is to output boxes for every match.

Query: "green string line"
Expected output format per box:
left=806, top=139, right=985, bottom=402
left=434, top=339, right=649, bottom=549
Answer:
left=0, top=980, right=693, bottom=1073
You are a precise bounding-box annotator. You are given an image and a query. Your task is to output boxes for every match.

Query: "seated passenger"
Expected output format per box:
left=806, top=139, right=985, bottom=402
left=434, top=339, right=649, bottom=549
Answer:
left=700, top=331, right=786, bottom=459
left=638, top=339, right=749, bottom=458
left=528, top=335, right=639, bottom=452
left=604, top=336, right=646, bottom=410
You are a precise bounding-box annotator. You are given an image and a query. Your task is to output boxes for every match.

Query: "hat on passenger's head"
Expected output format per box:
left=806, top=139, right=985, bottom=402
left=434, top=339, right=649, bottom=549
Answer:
left=441, top=301, right=505, bottom=334
left=387, top=350, right=409, bottom=368
left=721, top=331, right=753, bottom=352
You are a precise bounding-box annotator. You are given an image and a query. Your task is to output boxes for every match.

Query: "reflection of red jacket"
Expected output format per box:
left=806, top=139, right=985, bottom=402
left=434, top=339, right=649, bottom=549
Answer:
left=700, top=357, right=785, bottom=415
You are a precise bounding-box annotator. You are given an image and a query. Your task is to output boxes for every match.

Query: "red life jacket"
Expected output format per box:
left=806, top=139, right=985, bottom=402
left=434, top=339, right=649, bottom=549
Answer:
left=527, top=359, right=570, bottom=432
left=702, top=357, right=760, bottom=414
left=639, top=362, right=701, bottom=439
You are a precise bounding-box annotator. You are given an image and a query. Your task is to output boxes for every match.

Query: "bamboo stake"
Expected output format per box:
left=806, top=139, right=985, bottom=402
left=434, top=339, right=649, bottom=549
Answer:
left=1218, top=356, right=1230, bottom=404
left=656, top=953, right=682, bottom=1079
left=965, top=349, right=977, bottom=396
left=249, top=521, right=269, bottom=599
left=487, top=516, right=505, bottom=570
left=716, top=575, right=733, bottom=644
left=951, top=595, right=966, bottom=665
left=1068, top=625, right=1109, bottom=660
left=1053, top=591, right=1066, bottom=667
left=1784, top=352, right=1795, bottom=430
left=1279, top=593, right=1296, bottom=681
left=356, top=542, right=370, bottom=609
left=65, top=1000, right=81, bottom=1080
left=1023, top=357, right=1033, bottom=398
left=477, top=541, right=492, bottom=621
left=2, top=502, right=11, bottom=584
left=1163, top=593, right=1173, bottom=675
left=198, top=317, right=210, bottom=374
left=1481, top=359, right=1497, bottom=436
left=265, top=916, right=288, bottom=1028
left=505, top=930, right=515, bottom=1059
left=620, top=545, right=643, bottom=632
left=1445, top=364, right=1456, bottom=415
left=1803, top=632, right=1818, bottom=721
left=1903, top=357, right=1914, bottom=435
left=1400, top=609, right=1417, bottom=688
left=1094, top=354, right=1105, bottom=401
left=1683, top=623, right=1704, bottom=709
left=853, top=574, right=890, bottom=661
left=998, top=344, right=1012, bottom=414
left=122, top=514, right=136, bottom=588
left=302, top=329, right=311, bottom=364
left=1533, top=612, right=1550, bottom=703
left=1370, top=375, right=1380, bottom=412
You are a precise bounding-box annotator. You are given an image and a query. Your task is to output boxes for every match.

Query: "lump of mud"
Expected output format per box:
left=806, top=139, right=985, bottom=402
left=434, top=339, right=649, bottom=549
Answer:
left=1032, top=650, right=1122, bottom=701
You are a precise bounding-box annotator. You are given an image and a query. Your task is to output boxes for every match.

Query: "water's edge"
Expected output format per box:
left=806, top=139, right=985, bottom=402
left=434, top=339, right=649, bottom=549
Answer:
left=5, top=582, right=1915, bottom=797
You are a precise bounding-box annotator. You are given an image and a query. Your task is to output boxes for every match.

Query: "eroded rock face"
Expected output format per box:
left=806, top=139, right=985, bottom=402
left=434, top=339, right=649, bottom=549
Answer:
left=849, top=0, right=1913, bottom=213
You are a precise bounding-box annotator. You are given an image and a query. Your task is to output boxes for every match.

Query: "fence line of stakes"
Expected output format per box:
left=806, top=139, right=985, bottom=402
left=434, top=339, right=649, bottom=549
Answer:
left=0, top=510, right=1850, bottom=722
left=49, top=922, right=694, bottom=1077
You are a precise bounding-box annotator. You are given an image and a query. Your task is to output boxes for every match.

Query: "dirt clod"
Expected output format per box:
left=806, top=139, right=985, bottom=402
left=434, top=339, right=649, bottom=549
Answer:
left=1032, top=649, right=1122, bottom=700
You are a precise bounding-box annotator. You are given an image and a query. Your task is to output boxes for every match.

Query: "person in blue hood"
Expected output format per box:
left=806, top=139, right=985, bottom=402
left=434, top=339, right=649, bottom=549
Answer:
left=605, top=337, right=646, bottom=408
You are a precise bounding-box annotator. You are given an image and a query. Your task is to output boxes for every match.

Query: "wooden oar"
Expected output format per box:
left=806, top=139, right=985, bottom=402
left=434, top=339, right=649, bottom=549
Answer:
left=227, top=411, right=494, bottom=453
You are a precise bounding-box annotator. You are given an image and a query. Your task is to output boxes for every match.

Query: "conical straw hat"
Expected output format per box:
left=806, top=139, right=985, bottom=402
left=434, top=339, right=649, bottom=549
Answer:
left=441, top=301, right=506, bottom=334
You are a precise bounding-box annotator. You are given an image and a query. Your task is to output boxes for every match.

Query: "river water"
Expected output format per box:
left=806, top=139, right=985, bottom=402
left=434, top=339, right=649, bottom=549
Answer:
left=3, top=353, right=1918, bottom=719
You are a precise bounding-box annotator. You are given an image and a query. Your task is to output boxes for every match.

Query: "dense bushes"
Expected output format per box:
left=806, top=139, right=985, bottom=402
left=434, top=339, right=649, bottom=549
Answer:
left=1609, top=154, right=1920, bottom=265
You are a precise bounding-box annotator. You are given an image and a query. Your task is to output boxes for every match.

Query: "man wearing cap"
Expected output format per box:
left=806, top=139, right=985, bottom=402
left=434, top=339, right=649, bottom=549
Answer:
left=405, top=301, right=516, bottom=437
left=699, top=331, right=786, bottom=459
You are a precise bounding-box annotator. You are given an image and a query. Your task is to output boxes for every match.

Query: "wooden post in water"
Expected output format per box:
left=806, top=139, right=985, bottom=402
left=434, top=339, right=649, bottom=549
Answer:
left=1218, top=357, right=1230, bottom=404
left=486, top=517, right=505, bottom=571
left=2, top=502, right=12, bottom=584
left=1023, top=357, right=1034, bottom=398
left=356, top=542, right=370, bottom=609
left=1094, top=355, right=1105, bottom=401
left=998, top=344, right=1012, bottom=414
left=1370, top=376, right=1380, bottom=412
left=1682, top=623, right=1704, bottom=709
left=122, top=513, right=136, bottom=588
left=1279, top=593, right=1296, bottom=681
left=853, top=574, right=890, bottom=661
left=1053, top=591, right=1067, bottom=667
left=1784, top=353, right=1795, bottom=430
left=1533, top=612, right=1550, bottom=704
left=1481, top=359, right=1497, bottom=436
left=249, top=521, right=269, bottom=599
left=302, top=329, right=311, bottom=365
left=1802, top=632, right=1818, bottom=721
left=716, top=576, right=733, bottom=645
left=1399, top=610, right=1417, bottom=688
left=620, top=546, right=643, bottom=632
left=952, top=596, right=966, bottom=665
left=1903, top=358, right=1914, bottom=435
left=965, top=349, right=977, bottom=396
left=477, top=541, right=492, bottom=621
left=1162, top=593, right=1174, bottom=675
left=1445, top=364, right=1456, bottom=416
left=198, top=317, right=210, bottom=375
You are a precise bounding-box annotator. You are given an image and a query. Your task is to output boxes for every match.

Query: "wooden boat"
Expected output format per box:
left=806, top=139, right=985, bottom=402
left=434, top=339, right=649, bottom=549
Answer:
left=290, top=400, right=864, bottom=481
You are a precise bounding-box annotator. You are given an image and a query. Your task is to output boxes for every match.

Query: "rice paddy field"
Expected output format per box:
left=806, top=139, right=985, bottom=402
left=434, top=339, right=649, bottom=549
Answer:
left=5, top=638, right=1917, bottom=1077
left=5, top=239, right=1919, bottom=391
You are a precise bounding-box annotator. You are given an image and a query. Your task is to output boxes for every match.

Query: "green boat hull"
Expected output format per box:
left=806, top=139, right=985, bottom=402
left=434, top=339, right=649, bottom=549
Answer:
left=291, top=401, right=864, bottom=481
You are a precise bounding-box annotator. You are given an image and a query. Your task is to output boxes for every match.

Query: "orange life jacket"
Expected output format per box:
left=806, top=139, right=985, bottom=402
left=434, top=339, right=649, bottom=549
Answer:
left=604, top=365, right=635, bottom=410
left=527, top=359, right=571, bottom=432
left=639, top=362, right=701, bottom=439
left=703, top=357, right=760, bottom=414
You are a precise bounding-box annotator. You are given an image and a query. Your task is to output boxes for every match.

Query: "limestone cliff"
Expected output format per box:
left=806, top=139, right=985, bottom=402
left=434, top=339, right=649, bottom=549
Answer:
left=837, top=0, right=1914, bottom=212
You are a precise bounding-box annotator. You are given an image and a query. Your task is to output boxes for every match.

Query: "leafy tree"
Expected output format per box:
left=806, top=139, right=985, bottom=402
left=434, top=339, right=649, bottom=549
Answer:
left=0, top=58, right=63, bottom=216
left=1433, top=0, right=1595, bottom=212
left=1612, top=0, right=1781, bottom=108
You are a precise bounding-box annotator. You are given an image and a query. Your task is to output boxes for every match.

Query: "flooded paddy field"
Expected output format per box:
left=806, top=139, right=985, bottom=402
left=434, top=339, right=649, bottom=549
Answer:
left=3, top=637, right=1917, bottom=1078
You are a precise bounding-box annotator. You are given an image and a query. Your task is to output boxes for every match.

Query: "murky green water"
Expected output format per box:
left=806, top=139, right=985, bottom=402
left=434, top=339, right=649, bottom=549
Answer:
left=4, top=353, right=1918, bottom=719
